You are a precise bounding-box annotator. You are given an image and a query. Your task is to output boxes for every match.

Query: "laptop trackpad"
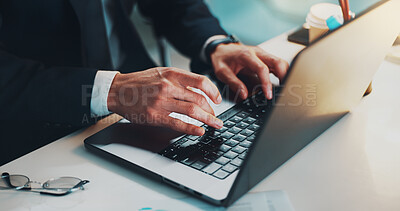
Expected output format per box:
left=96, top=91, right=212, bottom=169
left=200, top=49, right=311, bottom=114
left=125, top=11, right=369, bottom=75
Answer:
left=90, top=123, right=183, bottom=165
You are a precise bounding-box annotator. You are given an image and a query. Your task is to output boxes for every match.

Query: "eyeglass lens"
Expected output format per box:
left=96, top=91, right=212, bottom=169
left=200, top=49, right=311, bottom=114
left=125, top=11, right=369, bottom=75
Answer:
left=0, top=173, right=30, bottom=189
left=43, top=177, right=83, bottom=190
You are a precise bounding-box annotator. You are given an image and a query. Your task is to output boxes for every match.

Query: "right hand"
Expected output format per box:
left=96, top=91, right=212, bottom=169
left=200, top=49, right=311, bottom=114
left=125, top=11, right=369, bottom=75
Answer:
left=107, top=67, right=223, bottom=136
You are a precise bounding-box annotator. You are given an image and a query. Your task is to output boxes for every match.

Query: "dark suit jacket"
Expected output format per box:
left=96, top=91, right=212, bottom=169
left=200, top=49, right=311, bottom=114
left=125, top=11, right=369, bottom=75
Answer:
left=0, top=0, right=226, bottom=164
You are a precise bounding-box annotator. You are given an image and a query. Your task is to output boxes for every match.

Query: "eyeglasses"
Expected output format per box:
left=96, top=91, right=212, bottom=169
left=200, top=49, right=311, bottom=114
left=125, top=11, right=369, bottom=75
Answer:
left=0, top=172, right=89, bottom=196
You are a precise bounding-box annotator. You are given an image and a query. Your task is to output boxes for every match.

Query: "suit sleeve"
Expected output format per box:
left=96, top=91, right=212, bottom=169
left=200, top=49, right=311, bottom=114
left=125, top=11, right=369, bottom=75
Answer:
left=0, top=48, right=98, bottom=127
left=137, top=0, right=227, bottom=60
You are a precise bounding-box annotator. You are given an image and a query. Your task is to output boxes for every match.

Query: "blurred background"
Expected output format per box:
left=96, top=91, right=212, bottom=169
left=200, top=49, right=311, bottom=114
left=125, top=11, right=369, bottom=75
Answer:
left=132, top=0, right=381, bottom=70
left=205, top=0, right=379, bottom=45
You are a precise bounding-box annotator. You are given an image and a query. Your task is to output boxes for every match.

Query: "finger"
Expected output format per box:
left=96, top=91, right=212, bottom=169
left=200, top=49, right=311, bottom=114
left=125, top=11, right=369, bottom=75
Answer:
left=163, top=99, right=223, bottom=129
left=255, top=48, right=289, bottom=81
left=157, top=113, right=205, bottom=136
left=170, top=85, right=215, bottom=116
left=169, top=69, right=222, bottom=104
left=239, top=53, right=273, bottom=99
left=214, top=63, right=248, bottom=100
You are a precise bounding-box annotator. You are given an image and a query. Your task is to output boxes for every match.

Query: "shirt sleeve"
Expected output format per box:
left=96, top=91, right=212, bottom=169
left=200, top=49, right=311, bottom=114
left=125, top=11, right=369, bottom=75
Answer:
left=200, top=35, right=228, bottom=63
left=90, top=70, right=119, bottom=117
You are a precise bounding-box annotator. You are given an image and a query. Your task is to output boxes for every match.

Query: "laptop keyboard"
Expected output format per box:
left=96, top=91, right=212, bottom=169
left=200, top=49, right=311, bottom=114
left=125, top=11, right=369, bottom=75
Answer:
left=159, top=90, right=277, bottom=180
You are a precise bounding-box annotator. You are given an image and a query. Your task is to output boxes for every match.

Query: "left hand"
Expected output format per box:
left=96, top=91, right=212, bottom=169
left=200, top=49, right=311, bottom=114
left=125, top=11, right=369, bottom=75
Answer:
left=210, top=43, right=289, bottom=100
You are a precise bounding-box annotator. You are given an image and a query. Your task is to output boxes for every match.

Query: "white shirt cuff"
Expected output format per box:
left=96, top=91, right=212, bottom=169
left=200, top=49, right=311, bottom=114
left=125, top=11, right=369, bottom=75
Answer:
left=90, top=70, right=119, bottom=117
left=200, top=35, right=228, bottom=63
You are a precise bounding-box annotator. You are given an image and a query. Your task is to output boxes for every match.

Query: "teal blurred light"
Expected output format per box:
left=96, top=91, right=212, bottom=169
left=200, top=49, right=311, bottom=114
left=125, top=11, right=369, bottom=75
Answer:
left=205, top=0, right=380, bottom=45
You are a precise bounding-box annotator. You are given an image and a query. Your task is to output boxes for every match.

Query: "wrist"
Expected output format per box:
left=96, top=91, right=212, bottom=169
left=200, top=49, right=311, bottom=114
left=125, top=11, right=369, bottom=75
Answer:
left=205, top=35, right=240, bottom=63
left=107, top=73, right=122, bottom=113
left=210, top=42, right=239, bottom=61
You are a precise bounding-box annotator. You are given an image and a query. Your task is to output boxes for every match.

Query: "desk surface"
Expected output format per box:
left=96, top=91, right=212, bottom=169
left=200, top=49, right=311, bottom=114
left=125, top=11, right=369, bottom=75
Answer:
left=1, top=33, right=400, bottom=211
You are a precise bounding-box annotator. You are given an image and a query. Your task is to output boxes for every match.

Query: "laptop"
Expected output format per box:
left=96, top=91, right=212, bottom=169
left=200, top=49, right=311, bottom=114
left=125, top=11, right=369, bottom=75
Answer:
left=84, top=0, right=400, bottom=207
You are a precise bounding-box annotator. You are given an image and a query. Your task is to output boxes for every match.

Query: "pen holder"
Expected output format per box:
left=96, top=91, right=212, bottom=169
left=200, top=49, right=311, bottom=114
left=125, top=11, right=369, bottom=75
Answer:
left=305, top=3, right=354, bottom=43
left=308, top=25, right=329, bottom=43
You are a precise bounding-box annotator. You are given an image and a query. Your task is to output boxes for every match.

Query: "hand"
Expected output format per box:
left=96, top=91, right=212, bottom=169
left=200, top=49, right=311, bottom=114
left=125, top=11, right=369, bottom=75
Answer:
left=210, top=43, right=289, bottom=100
left=107, top=67, right=223, bottom=136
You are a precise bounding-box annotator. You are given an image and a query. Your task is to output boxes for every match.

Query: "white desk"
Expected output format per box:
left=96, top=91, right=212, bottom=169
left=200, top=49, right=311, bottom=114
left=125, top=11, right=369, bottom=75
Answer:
left=1, top=33, right=400, bottom=211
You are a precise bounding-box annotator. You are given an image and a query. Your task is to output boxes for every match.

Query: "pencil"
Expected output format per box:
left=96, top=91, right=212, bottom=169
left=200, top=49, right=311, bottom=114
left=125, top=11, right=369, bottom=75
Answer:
left=339, top=0, right=348, bottom=22
left=344, top=0, right=351, bottom=21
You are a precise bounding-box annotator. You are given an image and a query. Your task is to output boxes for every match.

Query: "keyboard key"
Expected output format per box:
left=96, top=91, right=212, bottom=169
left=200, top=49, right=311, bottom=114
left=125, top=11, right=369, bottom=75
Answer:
left=203, top=163, right=222, bottom=174
left=222, top=164, right=238, bottom=173
left=200, top=143, right=215, bottom=154
left=237, top=122, right=249, bottom=129
left=221, top=131, right=235, bottom=139
left=209, top=131, right=221, bottom=138
left=239, top=152, right=247, bottom=159
left=204, top=151, right=219, bottom=161
left=191, top=161, right=207, bottom=170
left=217, top=126, right=228, bottom=133
left=162, top=148, right=180, bottom=160
left=228, top=127, right=242, bottom=134
left=215, top=137, right=225, bottom=144
left=186, top=135, right=200, bottom=141
left=231, top=157, right=243, bottom=167
left=243, top=117, right=256, bottom=124
left=159, top=146, right=173, bottom=156
left=183, top=147, right=203, bottom=160
left=237, top=111, right=250, bottom=118
left=207, top=137, right=223, bottom=147
left=239, top=140, right=252, bottom=148
left=255, top=119, right=264, bottom=125
left=250, top=113, right=262, bottom=119
left=224, top=151, right=238, bottom=159
left=174, top=148, right=195, bottom=161
left=225, top=139, right=239, bottom=147
left=219, top=144, right=231, bottom=152
left=181, top=157, right=196, bottom=166
left=242, top=99, right=250, bottom=106
left=213, top=169, right=229, bottom=179
left=180, top=139, right=198, bottom=148
left=247, top=134, right=256, bottom=141
left=202, top=126, right=213, bottom=133
left=232, top=146, right=246, bottom=154
left=172, top=138, right=187, bottom=146
left=215, top=156, right=230, bottom=165
left=224, top=121, right=236, bottom=128
left=254, top=96, right=267, bottom=105
left=232, top=134, right=246, bottom=142
left=240, top=129, right=254, bottom=136
left=216, top=150, right=224, bottom=157
left=246, top=108, right=254, bottom=113
left=247, top=124, right=260, bottom=131
left=230, top=116, right=243, bottom=123
left=199, top=137, right=212, bottom=144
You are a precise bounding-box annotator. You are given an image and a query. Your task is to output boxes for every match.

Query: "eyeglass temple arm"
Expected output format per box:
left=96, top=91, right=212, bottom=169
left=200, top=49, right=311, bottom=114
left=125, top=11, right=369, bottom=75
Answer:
left=39, top=180, right=90, bottom=196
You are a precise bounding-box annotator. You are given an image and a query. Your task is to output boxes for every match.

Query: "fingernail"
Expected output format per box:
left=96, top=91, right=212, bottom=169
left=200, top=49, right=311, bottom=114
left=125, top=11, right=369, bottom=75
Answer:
left=241, top=90, right=247, bottom=99
left=217, top=95, right=222, bottom=104
left=215, top=118, right=224, bottom=128
left=196, top=127, right=205, bottom=135
left=267, top=89, right=273, bottom=99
